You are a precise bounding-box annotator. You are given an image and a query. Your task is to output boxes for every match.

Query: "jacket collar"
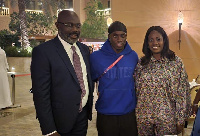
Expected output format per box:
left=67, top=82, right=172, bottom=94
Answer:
left=53, top=36, right=80, bottom=84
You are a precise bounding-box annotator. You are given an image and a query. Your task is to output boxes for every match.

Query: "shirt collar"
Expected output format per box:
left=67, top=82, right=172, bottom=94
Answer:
left=58, top=34, right=76, bottom=47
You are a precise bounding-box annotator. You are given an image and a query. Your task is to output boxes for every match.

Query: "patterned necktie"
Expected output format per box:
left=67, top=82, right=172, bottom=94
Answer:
left=71, top=46, right=86, bottom=111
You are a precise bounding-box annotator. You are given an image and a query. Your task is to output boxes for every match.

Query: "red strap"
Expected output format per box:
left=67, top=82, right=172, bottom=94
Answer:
left=97, top=55, right=124, bottom=80
left=15, top=74, right=31, bottom=77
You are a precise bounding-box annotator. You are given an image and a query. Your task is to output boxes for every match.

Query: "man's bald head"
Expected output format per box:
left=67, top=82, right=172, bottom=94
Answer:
left=56, top=10, right=81, bottom=44
left=57, top=10, right=80, bottom=23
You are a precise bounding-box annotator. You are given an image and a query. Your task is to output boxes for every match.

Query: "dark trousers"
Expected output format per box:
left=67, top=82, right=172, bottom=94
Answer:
left=59, top=106, right=88, bottom=136
left=97, top=110, right=138, bottom=136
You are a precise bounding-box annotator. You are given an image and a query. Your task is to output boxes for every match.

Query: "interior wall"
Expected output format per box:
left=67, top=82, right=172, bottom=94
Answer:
left=73, top=0, right=86, bottom=24
left=0, top=16, right=10, bottom=31
left=111, top=0, right=200, bottom=81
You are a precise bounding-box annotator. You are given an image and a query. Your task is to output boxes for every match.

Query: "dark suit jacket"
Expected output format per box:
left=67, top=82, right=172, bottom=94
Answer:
left=31, top=36, right=94, bottom=135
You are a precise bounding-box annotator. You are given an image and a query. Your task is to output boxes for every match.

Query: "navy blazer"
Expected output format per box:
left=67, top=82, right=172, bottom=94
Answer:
left=31, top=36, right=94, bottom=135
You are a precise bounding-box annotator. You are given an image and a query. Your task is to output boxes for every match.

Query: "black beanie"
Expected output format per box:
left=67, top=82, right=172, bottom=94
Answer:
left=108, top=21, right=127, bottom=34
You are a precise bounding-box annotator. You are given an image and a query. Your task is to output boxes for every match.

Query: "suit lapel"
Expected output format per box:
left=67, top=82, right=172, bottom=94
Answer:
left=53, top=37, right=79, bottom=84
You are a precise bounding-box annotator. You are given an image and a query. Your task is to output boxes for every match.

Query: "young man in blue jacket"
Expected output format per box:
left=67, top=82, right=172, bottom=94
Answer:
left=90, top=21, right=138, bottom=136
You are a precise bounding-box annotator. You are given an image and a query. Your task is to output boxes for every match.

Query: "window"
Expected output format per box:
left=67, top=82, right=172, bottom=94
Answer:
left=26, top=0, right=36, bottom=10
left=108, top=0, right=110, bottom=8
left=37, top=0, right=42, bottom=10
left=58, top=0, right=73, bottom=10
left=0, top=0, right=8, bottom=7
left=26, top=0, right=42, bottom=10
left=65, top=0, right=73, bottom=9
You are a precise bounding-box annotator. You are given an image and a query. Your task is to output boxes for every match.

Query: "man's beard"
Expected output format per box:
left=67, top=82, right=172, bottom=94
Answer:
left=59, top=31, right=80, bottom=45
left=66, top=37, right=78, bottom=45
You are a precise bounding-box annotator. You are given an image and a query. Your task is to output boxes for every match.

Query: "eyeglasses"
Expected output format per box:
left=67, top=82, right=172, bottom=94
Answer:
left=57, top=22, right=81, bottom=29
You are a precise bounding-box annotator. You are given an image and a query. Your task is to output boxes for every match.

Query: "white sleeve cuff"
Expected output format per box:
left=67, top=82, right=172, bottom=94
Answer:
left=45, top=131, right=57, bottom=136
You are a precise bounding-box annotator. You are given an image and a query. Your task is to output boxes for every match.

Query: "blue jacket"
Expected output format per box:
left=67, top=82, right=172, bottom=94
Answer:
left=191, top=107, right=200, bottom=136
left=90, top=39, right=138, bottom=115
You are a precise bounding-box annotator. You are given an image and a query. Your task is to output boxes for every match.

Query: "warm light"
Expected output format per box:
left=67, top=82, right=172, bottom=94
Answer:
left=25, top=9, right=43, bottom=13
left=178, top=11, right=184, bottom=24
left=178, top=11, right=183, bottom=50
left=107, top=17, right=113, bottom=27
left=11, top=67, right=15, bottom=72
left=26, top=46, right=33, bottom=53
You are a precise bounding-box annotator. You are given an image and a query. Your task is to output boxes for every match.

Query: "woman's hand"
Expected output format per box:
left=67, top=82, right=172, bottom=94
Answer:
left=192, top=104, right=198, bottom=116
left=177, top=124, right=184, bottom=134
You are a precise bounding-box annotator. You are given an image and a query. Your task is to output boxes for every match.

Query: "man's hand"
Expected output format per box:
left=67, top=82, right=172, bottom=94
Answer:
left=50, top=132, right=60, bottom=136
left=177, top=124, right=184, bottom=134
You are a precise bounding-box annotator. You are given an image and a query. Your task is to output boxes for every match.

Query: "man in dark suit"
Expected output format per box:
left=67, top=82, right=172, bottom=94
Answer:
left=31, top=10, right=94, bottom=136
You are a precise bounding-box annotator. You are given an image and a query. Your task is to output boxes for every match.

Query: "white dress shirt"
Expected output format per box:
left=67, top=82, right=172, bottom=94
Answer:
left=58, top=35, right=89, bottom=108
